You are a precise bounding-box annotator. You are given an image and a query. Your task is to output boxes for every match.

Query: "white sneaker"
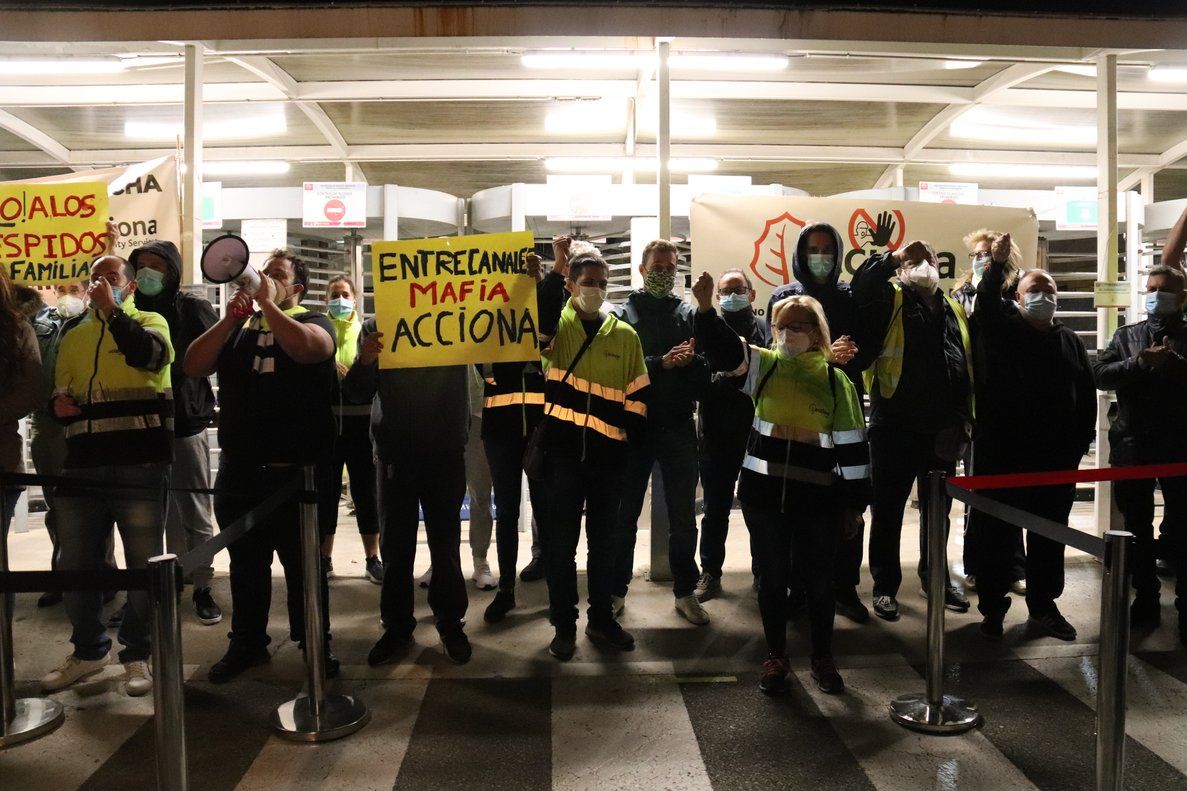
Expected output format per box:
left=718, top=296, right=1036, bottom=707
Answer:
left=417, top=566, right=433, bottom=588
left=611, top=595, right=626, bottom=619
left=675, top=594, right=711, bottom=626
left=123, top=660, right=153, bottom=697
left=471, top=558, right=497, bottom=591
left=41, top=654, right=107, bottom=692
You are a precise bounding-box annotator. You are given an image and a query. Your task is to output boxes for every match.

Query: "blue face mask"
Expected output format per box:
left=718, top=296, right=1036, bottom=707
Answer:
left=327, top=297, right=354, bottom=319
left=111, top=286, right=125, bottom=305
left=1146, top=290, right=1182, bottom=319
left=719, top=293, right=750, bottom=313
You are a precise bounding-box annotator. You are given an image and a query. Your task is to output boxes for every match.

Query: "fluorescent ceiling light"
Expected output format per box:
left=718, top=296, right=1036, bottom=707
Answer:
left=545, top=157, right=718, bottom=173
left=544, top=100, right=628, bottom=135
left=948, top=107, right=1095, bottom=146
left=124, top=112, right=288, bottom=141
left=942, top=59, right=985, bottom=70
left=203, top=160, right=291, bottom=176
left=667, top=54, right=789, bottom=72
left=948, top=163, right=1096, bottom=180
left=1148, top=66, right=1187, bottom=83
left=0, top=58, right=126, bottom=75
left=522, top=52, right=648, bottom=70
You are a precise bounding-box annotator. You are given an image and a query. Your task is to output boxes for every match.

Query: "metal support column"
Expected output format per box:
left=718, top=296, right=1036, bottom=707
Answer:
left=1094, top=54, right=1119, bottom=536
left=181, top=43, right=204, bottom=286
left=656, top=38, right=671, bottom=240
left=1096, top=530, right=1133, bottom=791
left=149, top=554, right=187, bottom=791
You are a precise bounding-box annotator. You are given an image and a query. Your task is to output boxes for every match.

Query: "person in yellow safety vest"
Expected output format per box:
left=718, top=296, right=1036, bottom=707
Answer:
left=852, top=238, right=974, bottom=623
left=537, top=248, right=650, bottom=662
left=693, top=271, right=869, bottom=697
left=318, top=275, right=383, bottom=585
left=41, top=253, right=174, bottom=700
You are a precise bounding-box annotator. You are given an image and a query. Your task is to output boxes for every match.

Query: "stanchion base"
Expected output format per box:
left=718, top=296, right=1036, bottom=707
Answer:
left=890, top=693, right=981, bottom=734
left=271, top=694, right=370, bottom=743
left=0, top=697, right=65, bottom=748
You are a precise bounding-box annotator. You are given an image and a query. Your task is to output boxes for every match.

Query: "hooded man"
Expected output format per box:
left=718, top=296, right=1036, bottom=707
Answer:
left=766, top=223, right=870, bottom=623
left=131, top=240, right=221, bottom=626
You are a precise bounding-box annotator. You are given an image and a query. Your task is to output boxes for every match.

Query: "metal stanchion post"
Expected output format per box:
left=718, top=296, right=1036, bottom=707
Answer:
left=890, top=471, right=980, bottom=734
left=0, top=486, right=65, bottom=749
left=1096, top=530, right=1133, bottom=791
left=149, top=554, right=187, bottom=790
left=272, top=465, right=369, bottom=742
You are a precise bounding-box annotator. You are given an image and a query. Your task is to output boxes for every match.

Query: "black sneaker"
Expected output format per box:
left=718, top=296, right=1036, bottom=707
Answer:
left=549, top=629, right=577, bottom=661
left=365, top=556, right=384, bottom=585
left=872, top=595, right=900, bottom=621
left=920, top=584, right=971, bottom=613
left=441, top=630, right=472, bottom=664
left=586, top=619, right=636, bottom=651
left=519, top=557, right=545, bottom=582
left=759, top=654, right=789, bottom=695
left=1130, top=595, right=1161, bottom=628
left=810, top=655, right=845, bottom=694
left=980, top=617, right=1004, bottom=641
left=193, top=588, right=222, bottom=626
left=323, top=556, right=335, bottom=579
left=368, top=630, right=415, bottom=666
left=484, top=589, right=516, bottom=623
left=37, top=591, right=62, bottom=608
left=1029, top=610, right=1077, bottom=641
left=835, top=588, right=870, bottom=624
left=786, top=588, right=807, bottom=619
left=209, top=644, right=270, bottom=684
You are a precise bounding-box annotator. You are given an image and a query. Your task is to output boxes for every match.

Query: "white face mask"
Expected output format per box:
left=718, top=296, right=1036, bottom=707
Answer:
left=776, top=329, right=812, bottom=359
left=56, top=294, right=85, bottom=318
left=904, top=262, right=940, bottom=292
left=573, top=286, right=606, bottom=314
left=1022, top=292, right=1057, bottom=322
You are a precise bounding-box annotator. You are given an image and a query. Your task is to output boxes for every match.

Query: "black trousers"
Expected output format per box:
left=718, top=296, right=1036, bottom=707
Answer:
left=742, top=496, right=839, bottom=659
left=545, top=450, right=623, bottom=630
left=697, top=419, right=756, bottom=579
left=484, top=435, right=548, bottom=591
left=318, top=414, right=380, bottom=537
left=1115, top=475, right=1187, bottom=607
left=974, top=484, right=1075, bottom=620
left=378, top=448, right=468, bottom=637
left=962, top=445, right=1025, bottom=582
left=868, top=426, right=955, bottom=598
left=214, top=459, right=330, bottom=650
left=613, top=420, right=701, bottom=599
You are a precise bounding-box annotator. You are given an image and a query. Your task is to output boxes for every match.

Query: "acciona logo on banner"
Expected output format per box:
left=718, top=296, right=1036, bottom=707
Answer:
left=14, top=156, right=180, bottom=256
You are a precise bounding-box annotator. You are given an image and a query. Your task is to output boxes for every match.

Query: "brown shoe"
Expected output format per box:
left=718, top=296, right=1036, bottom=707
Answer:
left=810, top=655, right=844, bottom=694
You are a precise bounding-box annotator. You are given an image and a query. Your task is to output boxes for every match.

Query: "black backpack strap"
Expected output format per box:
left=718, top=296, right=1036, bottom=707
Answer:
left=543, top=323, right=599, bottom=418
left=752, top=357, right=778, bottom=404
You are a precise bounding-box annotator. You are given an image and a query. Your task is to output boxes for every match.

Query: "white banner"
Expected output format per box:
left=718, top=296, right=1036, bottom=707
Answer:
left=690, top=194, right=1039, bottom=316
left=17, top=156, right=180, bottom=260
left=303, top=181, right=366, bottom=228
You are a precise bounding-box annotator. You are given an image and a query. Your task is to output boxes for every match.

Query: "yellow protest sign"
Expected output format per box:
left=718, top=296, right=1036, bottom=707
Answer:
left=1, top=181, right=110, bottom=286
left=371, top=231, right=541, bottom=368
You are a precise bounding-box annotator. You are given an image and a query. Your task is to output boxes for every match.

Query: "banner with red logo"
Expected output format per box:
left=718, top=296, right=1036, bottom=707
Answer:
left=303, top=181, right=366, bottom=228
left=690, top=194, right=1038, bottom=316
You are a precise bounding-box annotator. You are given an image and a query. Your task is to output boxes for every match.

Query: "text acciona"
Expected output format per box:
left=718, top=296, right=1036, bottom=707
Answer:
left=388, top=307, right=539, bottom=351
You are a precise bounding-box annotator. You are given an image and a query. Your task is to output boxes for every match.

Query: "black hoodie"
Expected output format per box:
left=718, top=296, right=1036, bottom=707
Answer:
left=131, top=240, right=218, bottom=438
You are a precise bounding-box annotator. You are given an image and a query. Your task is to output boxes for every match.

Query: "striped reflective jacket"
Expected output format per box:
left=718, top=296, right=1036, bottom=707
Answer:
left=479, top=360, right=546, bottom=442
left=540, top=302, right=650, bottom=460
left=54, top=297, right=174, bottom=468
left=737, top=346, right=870, bottom=511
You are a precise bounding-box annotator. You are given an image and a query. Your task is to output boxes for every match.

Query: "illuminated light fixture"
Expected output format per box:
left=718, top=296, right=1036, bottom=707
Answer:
left=545, top=157, right=718, bottom=173
left=942, top=59, right=985, bottom=70
left=947, top=163, right=1096, bottom=180
left=0, top=58, right=126, bottom=75
left=1148, top=66, right=1187, bottom=83
left=203, top=160, right=291, bottom=176
left=948, top=107, right=1095, bottom=146
left=124, top=112, right=288, bottom=141
left=667, top=54, right=790, bottom=72
left=544, top=100, right=629, bottom=135
left=1055, top=65, right=1097, bottom=77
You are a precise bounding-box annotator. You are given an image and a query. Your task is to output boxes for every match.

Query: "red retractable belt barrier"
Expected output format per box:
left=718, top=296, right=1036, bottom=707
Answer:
left=950, top=462, right=1187, bottom=491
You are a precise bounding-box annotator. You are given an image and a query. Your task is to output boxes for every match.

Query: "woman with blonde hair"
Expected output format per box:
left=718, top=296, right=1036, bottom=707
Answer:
left=693, top=274, right=870, bottom=696
left=953, top=228, right=1023, bottom=315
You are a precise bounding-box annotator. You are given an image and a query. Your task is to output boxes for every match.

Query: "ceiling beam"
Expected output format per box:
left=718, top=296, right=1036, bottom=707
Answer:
left=0, top=108, right=70, bottom=164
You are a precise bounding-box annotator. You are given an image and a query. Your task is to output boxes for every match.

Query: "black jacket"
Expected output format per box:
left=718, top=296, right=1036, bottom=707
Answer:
left=131, top=240, right=217, bottom=438
left=698, top=306, right=769, bottom=444
left=611, top=290, right=709, bottom=429
left=971, top=259, right=1096, bottom=473
left=1094, top=315, right=1187, bottom=465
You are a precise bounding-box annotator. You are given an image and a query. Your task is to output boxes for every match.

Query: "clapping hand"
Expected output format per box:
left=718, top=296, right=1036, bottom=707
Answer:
left=662, top=338, right=695, bottom=369
left=831, top=335, right=858, bottom=365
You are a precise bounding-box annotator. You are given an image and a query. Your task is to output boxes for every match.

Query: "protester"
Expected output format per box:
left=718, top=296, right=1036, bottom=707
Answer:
left=184, top=249, right=337, bottom=683
left=42, top=254, right=173, bottom=698
left=853, top=238, right=975, bottom=621
left=0, top=268, right=41, bottom=540
left=539, top=248, right=649, bottom=660
left=319, top=275, right=383, bottom=584
left=694, top=273, right=869, bottom=695
left=695, top=269, right=768, bottom=600
left=970, top=234, right=1095, bottom=641
left=765, top=223, right=868, bottom=623
left=130, top=240, right=222, bottom=625
left=610, top=239, right=710, bottom=626
left=1095, top=264, right=1187, bottom=640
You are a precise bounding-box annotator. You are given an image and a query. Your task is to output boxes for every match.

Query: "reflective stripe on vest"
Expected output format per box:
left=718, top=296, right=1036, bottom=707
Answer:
left=484, top=392, right=546, bottom=409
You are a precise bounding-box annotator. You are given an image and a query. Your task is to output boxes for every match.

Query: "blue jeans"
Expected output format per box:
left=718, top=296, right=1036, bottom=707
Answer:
left=56, top=464, right=167, bottom=663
